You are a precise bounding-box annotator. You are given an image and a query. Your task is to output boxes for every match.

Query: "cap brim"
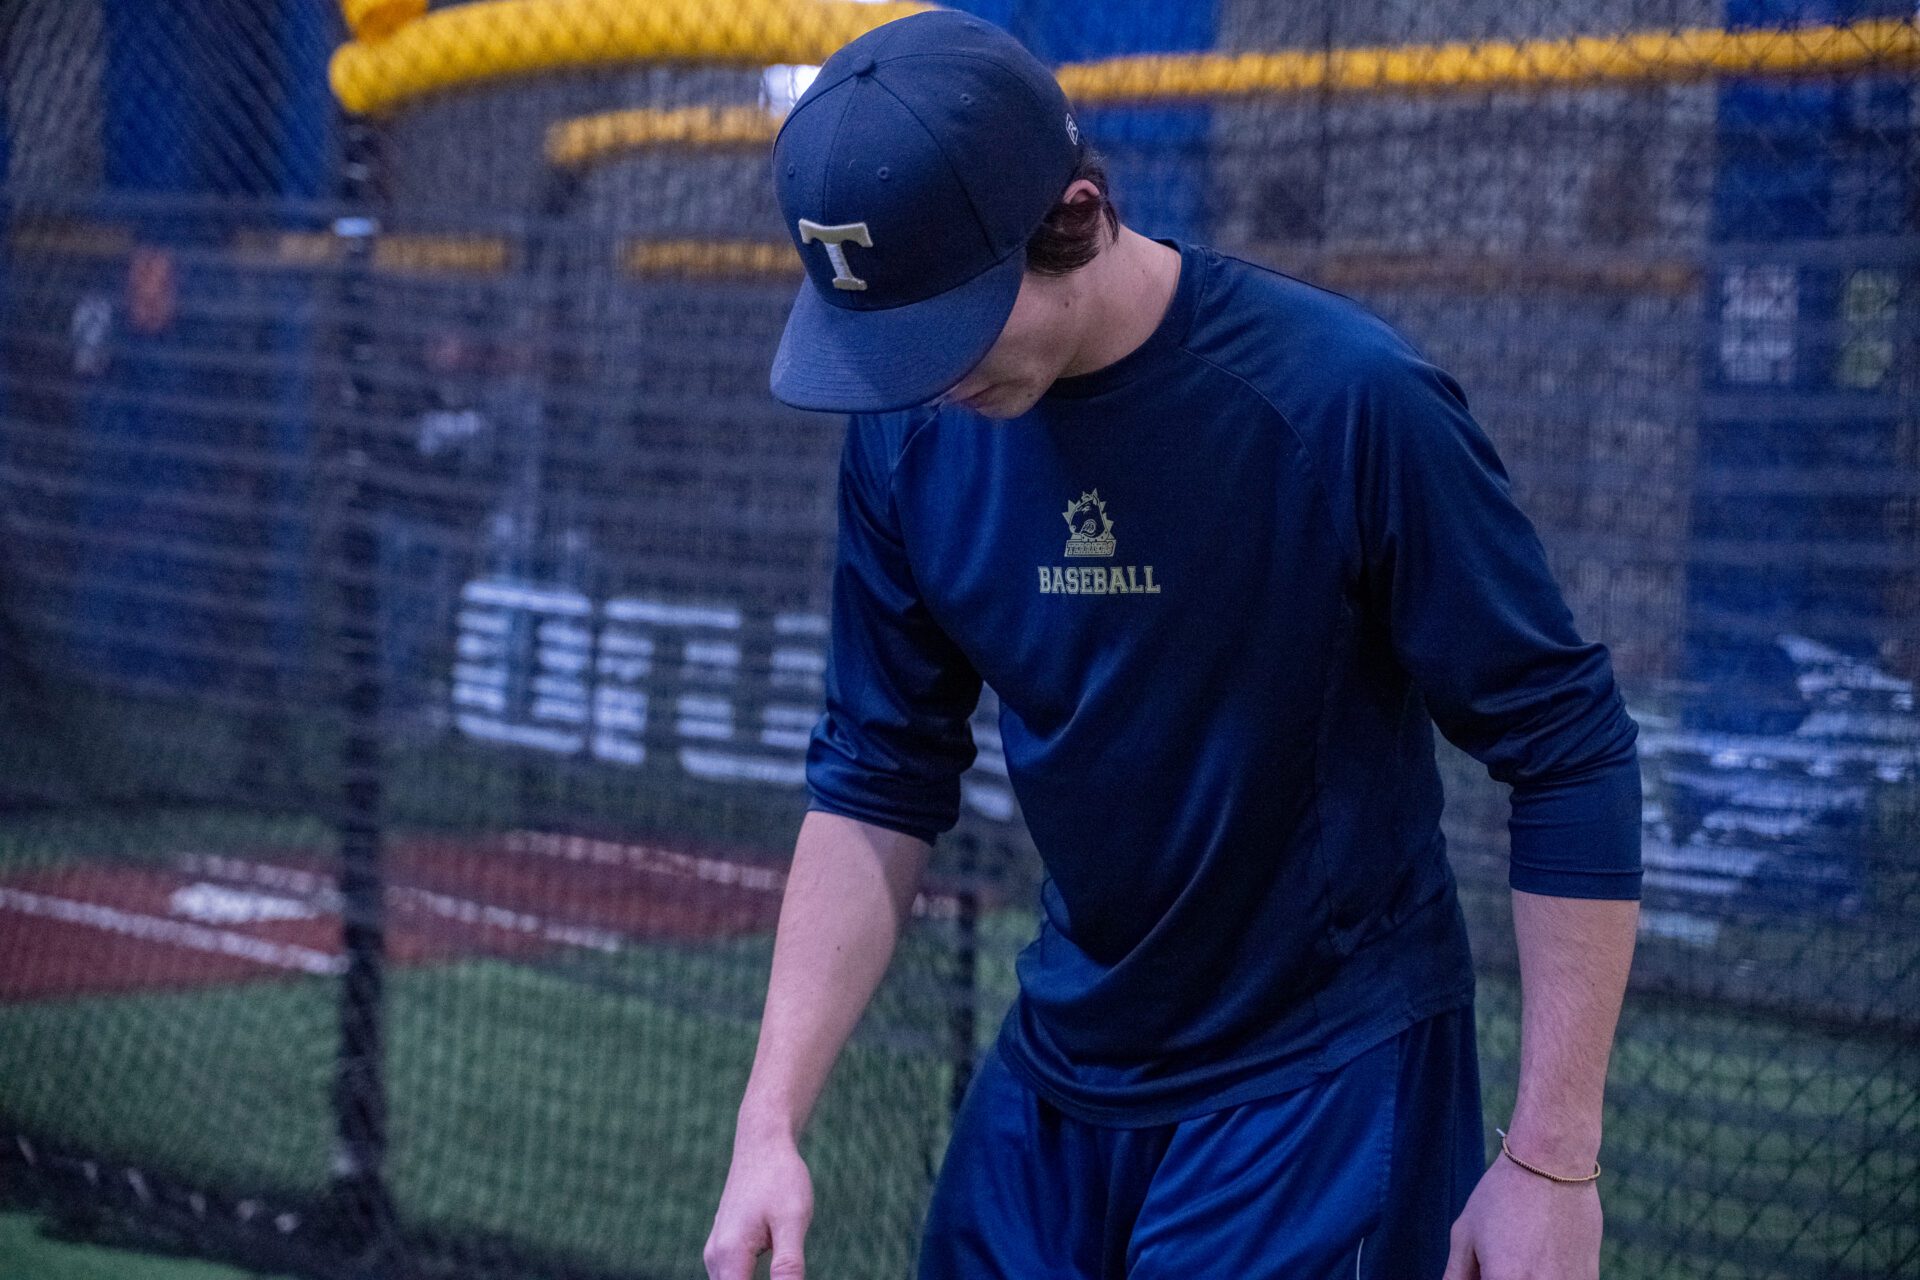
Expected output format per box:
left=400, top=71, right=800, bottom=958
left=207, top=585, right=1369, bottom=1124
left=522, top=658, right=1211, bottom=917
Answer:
left=769, top=247, right=1024, bottom=414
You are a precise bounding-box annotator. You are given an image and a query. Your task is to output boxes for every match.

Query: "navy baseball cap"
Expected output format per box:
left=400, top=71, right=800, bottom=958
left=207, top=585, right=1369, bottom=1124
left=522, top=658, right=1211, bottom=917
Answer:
left=769, top=10, right=1083, bottom=413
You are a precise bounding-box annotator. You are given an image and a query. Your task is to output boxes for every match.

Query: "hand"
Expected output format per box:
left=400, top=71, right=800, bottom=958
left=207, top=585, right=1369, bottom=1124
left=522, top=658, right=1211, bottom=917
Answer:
left=703, top=1134, right=814, bottom=1280
left=1442, top=1148, right=1602, bottom=1280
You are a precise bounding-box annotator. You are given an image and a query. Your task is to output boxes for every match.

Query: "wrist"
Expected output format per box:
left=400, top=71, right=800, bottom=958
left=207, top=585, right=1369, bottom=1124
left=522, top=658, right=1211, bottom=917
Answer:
left=735, top=1093, right=803, bottom=1150
left=1500, top=1117, right=1602, bottom=1174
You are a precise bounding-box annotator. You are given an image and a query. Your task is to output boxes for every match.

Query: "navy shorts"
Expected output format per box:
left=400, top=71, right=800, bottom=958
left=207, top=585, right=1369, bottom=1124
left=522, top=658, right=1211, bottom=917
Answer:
left=918, top=1004, right=1486, bottom=1280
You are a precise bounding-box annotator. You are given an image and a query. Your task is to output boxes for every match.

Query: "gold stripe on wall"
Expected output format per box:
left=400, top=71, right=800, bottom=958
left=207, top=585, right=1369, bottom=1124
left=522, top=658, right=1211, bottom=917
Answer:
left=622, top=239, right=799, bottom=278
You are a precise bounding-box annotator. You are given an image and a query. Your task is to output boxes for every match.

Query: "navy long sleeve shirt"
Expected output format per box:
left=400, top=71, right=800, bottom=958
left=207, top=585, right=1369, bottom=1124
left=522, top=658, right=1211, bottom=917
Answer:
left=803, top=238, right=1642, bottom=1126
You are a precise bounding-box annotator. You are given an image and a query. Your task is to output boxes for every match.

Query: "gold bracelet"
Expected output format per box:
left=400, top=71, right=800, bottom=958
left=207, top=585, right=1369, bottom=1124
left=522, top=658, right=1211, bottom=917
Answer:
left=1495, top=1128, right=1601, bottom=1184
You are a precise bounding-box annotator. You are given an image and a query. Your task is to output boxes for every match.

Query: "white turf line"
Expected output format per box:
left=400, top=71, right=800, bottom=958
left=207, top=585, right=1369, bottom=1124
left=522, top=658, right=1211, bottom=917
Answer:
left=0, top=885, right=346, bottom=976
left=501, top=828, right=965, bottom=920
left=0, top=855, right=622, bottom=977
left=176, top=852, right=625, bottom=954
left=0, top=833, right=968, bottom=987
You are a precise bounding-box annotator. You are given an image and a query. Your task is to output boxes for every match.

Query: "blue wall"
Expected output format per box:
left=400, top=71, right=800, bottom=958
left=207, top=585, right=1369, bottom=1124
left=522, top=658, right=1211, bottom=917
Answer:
left=1689, top=0, right=1910, bottom=731
left=75, top=0, right=333, bottom=691
left=951, top=0, right=1215, bottom=243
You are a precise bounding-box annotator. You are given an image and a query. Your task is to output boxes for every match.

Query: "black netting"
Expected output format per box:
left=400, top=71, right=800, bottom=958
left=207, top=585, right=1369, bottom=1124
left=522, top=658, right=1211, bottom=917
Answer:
left=1, top=2, right=1915, bottom=1278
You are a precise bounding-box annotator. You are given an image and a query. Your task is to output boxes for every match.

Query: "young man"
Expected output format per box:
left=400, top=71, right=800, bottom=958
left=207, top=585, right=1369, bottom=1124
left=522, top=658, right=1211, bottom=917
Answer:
left=706, top=12, right=1641, bottom=1280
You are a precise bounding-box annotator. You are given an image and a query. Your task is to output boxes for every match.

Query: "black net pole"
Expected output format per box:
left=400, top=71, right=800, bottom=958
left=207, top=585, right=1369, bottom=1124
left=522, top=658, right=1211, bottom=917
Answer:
left=505, top=163, right=582, bottom=833
left=321, top=113, right=405, bottom=1280
left=949, top=833, right=980, bottom=1120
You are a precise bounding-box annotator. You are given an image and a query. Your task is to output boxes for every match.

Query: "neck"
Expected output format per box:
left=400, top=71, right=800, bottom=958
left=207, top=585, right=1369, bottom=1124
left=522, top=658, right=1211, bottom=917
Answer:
left=1059, top=227, right=1182, bottom=378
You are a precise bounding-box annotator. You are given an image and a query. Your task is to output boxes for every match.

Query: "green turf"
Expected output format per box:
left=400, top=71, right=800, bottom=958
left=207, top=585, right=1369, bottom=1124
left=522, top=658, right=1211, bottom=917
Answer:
left=0, top=1210, right=299, bottom=1280
left=0, top=807, right=334, bottom=877
left=0, top=940, right=960, bottom=1279
left=1476, top=971, right=1918, bottom=1279
left=2, top=878, right=1912, bottom=1279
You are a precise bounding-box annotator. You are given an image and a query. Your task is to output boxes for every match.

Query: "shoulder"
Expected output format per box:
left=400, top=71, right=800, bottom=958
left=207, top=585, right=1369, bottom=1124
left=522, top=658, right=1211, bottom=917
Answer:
left=1187, top=248, right=1430, bottom=396
left=1182, top=247, right=1466, bottom=442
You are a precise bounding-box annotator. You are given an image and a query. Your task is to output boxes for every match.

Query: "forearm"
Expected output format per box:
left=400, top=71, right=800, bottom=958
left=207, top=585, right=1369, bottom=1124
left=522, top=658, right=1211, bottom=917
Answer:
left=1505, top=889, right=1639, bottom=1172
left=735, top=809, right=930, bottom=1146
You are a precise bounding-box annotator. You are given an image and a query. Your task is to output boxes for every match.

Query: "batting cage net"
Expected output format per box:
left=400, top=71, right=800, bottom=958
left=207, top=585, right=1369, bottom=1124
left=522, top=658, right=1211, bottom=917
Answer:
left=0, top=2, right=1915, bottom=1278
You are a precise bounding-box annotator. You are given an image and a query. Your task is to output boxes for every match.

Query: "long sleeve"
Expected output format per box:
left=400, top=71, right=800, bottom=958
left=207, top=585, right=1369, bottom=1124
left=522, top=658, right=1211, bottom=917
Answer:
left=1350, top=347, right=1643, bottom=900
left=803, top=412, right=984, bottom=845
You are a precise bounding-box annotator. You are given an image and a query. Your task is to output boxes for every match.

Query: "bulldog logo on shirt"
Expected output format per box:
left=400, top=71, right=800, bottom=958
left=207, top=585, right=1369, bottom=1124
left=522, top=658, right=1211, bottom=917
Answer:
left=1041, top=489, right=1161, bottom=595
left=1063, top=490, right=1116, bottom=558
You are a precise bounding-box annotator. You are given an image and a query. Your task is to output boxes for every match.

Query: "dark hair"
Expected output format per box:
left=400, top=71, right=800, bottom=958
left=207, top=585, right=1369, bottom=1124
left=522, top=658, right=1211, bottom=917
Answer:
left=1025, top=150, right=1120, bottom=275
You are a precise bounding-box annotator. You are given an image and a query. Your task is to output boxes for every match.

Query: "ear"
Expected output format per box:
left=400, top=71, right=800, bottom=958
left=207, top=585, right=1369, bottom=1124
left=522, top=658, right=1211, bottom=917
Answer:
left=1059, top=177, right=1102, bottom=206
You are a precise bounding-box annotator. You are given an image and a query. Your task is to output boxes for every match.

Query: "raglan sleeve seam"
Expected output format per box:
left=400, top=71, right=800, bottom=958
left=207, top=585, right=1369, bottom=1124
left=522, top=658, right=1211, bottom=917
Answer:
left=1346, top=342, right=1644, bottom=901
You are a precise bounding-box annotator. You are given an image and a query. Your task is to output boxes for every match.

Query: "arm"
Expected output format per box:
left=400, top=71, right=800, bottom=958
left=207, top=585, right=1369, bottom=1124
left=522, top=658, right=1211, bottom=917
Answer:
left=1506, top=890, right=1638, bottom=1175
left=705, top=811, right=929, bottom=1280
left=708, top=410, right=981, bottom=1280
left=1441, top=892, right=1637, bottom=1280
left=1337, top=342, right=1643, bottom=1278
left=737, top=810, right=931, bottom=1146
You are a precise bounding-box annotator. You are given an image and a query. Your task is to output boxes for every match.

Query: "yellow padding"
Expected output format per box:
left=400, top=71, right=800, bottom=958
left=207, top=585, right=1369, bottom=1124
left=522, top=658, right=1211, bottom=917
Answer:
left=332, top=0, right=933, bottom=115
left=1056, top=19, right=1920, bottom=103
left=548, top=106, right=781, bottom=168
left=338, top=10, right=1915, bottom=118
left=341, top=0, right=428, bottom=43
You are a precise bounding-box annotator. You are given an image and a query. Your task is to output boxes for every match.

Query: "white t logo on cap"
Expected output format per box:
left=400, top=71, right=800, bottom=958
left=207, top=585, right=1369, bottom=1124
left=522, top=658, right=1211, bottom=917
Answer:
left=798, top=219, right=873, bottom=291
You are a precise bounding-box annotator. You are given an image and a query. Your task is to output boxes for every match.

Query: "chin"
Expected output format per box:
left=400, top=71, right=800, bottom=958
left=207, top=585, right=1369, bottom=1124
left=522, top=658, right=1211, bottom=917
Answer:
left=974, top=388, right=1040, bottom=420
